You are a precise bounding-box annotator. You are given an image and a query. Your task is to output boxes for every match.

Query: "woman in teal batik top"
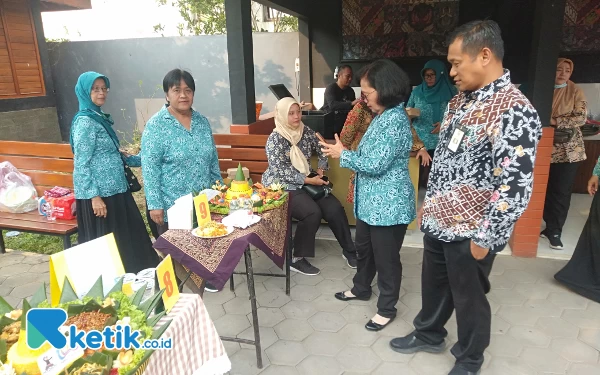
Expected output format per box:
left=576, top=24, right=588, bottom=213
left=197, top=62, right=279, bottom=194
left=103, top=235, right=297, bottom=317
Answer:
left=407, top=59, right=457, bottom=187
left=142, top=69, right=223, bottom=236
left=70, top=71, right=158, bottom=274
left=321, top=59, right=415, bottom=332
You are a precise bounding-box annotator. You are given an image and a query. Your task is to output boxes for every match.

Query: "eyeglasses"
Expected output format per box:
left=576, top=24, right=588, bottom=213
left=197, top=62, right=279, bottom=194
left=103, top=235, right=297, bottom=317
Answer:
left=92, top=87, right=109, bottom=93
left=424, top=73, right=436, bottom=79
left=170, top=88, right=194, bottom=96
left=363, top=90, right=376, bottom=98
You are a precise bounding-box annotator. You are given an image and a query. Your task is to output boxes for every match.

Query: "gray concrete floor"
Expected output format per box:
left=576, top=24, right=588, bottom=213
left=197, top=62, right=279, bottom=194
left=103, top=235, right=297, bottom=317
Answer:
left=2, top=240, right=600, bottom=375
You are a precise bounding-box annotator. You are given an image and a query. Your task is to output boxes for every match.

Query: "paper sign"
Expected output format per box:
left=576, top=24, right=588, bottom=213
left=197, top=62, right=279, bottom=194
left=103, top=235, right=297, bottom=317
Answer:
left=37, top=345, right=85, bottom=375
left=167, top=194, right=193, bottom=230
left=49, top=234, right=125, bottom=306
left=156, top=255, right=180, bottom=313
left=194, top=193, right=211, bottom=226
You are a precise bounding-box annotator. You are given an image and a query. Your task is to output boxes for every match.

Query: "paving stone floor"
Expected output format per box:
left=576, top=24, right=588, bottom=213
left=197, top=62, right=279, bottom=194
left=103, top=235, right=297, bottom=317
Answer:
left=2, top=240, right=600, bottom=375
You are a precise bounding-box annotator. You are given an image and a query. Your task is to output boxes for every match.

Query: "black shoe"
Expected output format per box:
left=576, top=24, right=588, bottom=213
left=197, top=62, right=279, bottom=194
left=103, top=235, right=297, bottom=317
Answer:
left=541, top=231, right=564, bottom=250
left=205, top=282, right=218, bottom=293
left=334, top=291, right=370, bottom=302
left=342, top=252, right=357, bottom=269
left=448, top=364, right=481, bottom=375
left=390, top=332, right=446, bottom=354
left=365, top=315, right=396, bottom=332
left=290, top=258, right=321, bottom=276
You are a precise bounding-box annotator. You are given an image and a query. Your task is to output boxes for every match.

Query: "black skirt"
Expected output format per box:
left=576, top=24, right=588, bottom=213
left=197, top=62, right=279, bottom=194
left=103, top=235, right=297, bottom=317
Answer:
left=76, top=192, right=160, bottom=274
left=554, top=193, right=600, bottom=303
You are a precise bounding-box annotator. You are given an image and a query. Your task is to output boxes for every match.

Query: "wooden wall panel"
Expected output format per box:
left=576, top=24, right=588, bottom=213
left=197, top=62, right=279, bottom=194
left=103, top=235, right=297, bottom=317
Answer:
left=0, top=0, right=45, bottom=98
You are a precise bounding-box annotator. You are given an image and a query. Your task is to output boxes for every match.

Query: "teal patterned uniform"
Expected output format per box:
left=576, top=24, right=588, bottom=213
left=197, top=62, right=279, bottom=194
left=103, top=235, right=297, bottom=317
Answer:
left=594, top=156, right=600, bottom=177
left=407, top=91, right=451, bottom=151
left=340, top=104, right=416, bottom=226
left=72, top=116, right=139, bottom=199
left=141, top=105, right=222, bottom=222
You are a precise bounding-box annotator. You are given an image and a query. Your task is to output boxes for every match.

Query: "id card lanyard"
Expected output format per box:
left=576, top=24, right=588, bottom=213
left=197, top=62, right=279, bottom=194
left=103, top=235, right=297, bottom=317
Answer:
left=446, top=99, right=481, bottom=153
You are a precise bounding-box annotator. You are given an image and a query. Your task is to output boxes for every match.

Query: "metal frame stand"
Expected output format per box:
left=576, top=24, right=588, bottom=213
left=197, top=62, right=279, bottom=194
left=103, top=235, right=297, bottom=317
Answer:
left=219, top=246, right=263, bottom=368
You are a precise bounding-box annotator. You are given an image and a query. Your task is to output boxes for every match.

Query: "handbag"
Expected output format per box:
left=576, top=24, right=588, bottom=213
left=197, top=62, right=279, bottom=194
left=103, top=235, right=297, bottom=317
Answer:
left=99, top=123, right=142, bottom=193
left=553, top=128, right=576, bottom=144
left=302, top=173, right=333, bottom=200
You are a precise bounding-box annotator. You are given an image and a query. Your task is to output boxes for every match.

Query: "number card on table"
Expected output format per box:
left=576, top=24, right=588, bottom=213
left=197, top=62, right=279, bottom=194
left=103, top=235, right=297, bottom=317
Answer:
left=194, top=193, right=211, bottom=226
left=156, top=254, right=180, bottom=313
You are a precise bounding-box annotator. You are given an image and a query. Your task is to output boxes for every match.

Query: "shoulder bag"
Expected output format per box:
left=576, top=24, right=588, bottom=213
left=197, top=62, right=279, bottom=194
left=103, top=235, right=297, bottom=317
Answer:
left=302, top=172, right=333, bottom=200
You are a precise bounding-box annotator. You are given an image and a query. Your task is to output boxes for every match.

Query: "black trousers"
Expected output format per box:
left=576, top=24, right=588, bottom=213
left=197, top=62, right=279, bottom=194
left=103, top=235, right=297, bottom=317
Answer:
left=419, top=149, right=435, bottom=188
left=350, top=219, right=407, bottom=318
left=414, top=235, right=496, bottom=372
left=146, top=208, right=168, bottom=238
left=543, top=161, right=581, bottom=236
left=290, top=189, right=355, bottom=258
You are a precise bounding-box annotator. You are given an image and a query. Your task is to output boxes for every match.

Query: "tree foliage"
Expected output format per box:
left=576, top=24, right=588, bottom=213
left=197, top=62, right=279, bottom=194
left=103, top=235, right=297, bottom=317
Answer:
left=155, top=0, right=298, bottom=36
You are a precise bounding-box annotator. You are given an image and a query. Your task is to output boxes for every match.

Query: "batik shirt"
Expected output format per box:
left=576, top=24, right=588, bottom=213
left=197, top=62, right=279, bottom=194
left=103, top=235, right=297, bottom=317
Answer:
left=594, top=156, right=600, bottom=177
left=72, top=116, right=138, bottom=199
left=262, top=126, right=328, bottom=190
left=141, top=106, right=222, bottom=222
left=407, top=92, right=451, bottom=151
left=341, top=104, right=416, bottom=226
left=421, top=70, right=542, bottom=252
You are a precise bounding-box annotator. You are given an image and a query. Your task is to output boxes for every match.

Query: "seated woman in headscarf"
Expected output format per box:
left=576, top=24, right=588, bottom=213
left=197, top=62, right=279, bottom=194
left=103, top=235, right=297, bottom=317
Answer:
left=541, top=58, right=588, bottom=250
left=340, top=94, right=431, bottom=204
left=407, top=59, right=457, bottom=187
left=70, top=71, right=159, bottom=273
left=262, top=97, right=357, bottom=276
left=554, top=156, right=600, bottom=303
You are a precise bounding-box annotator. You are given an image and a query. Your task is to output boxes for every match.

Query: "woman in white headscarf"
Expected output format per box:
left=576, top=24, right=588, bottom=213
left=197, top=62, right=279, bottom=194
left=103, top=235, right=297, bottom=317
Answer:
left=262, top=98, right=357, bottom=276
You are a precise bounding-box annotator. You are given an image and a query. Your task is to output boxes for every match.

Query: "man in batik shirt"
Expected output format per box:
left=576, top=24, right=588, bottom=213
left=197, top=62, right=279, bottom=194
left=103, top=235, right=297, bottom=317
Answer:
left=390, top=20, right=542, bottom=375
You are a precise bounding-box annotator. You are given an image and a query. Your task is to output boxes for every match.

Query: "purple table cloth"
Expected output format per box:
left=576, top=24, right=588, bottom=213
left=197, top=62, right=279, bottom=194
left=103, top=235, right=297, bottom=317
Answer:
left=152, top=199, right=290, bottom=290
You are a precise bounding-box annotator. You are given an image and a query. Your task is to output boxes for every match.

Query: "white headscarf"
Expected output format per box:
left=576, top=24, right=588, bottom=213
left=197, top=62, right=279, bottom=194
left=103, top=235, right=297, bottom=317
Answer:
left=273, top=98, right=311, bottom=175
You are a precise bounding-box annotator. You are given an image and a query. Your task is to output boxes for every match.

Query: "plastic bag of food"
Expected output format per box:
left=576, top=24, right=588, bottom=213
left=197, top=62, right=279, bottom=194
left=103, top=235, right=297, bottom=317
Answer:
left=0, top=161, right=38, bottom=213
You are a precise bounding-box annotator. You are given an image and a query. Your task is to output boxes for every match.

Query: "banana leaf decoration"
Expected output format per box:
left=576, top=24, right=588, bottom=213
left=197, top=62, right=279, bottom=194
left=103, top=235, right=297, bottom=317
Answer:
left=0, top=339, right=6, bottom=363
left=85, top=276, right=105, bottom=300
left=108, top=277, right=124, bottom=295
left=68, top=351, right=112, bottom=375
left=29, top=283, right=47, bottom=308
left=59, top=277, right=79, bottom=304
left=130, top=286, right=146, bottom=307
left=139, top=289, right=165, bottom=319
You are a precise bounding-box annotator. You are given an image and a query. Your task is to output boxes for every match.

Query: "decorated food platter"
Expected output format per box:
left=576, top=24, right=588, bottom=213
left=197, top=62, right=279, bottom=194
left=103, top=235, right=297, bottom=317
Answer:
left=207, top=164, right=288, bottom=215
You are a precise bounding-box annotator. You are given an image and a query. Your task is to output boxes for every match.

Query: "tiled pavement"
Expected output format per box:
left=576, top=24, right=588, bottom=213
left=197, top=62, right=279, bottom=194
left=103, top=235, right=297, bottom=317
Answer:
left=2, top=240, right=600, bottom=375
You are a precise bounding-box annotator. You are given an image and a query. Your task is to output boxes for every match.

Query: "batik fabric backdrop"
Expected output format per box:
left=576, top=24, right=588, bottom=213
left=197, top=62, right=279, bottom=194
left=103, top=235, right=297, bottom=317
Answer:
left=563, top=0, right=600, bottom=52
left=342, top=0, right=460, bottom=60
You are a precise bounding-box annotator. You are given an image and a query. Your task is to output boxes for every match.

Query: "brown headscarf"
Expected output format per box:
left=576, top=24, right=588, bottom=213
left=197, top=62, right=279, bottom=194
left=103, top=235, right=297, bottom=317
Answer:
left=274, top=97, right=311, bottom=175
left=552, top=58, right=586, bottom=118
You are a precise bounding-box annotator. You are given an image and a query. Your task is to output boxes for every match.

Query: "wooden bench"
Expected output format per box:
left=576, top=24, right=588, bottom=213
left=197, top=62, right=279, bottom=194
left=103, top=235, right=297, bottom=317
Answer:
left=213, top=134, right=269, bottom=182
left=0, top=141, right=77, bottom=253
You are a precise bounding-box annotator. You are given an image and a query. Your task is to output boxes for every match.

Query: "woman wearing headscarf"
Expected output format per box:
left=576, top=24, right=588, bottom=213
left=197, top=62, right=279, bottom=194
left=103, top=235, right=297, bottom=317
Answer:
left=407, top=59, right=457, bottom=187
left=70, top=71, right=159, bottom=273
left=554, top=156, right=600, bottom=303
left=262, top=97, right=357, bottom=276
left=541, top=58, right=588, bottom=250
left=340, top=94, right=431, bottom=204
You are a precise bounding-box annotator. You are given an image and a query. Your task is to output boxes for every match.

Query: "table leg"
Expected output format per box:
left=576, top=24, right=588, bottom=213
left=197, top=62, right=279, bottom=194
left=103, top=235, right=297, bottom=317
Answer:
left=229, top=274, right=235, bottom=292
left=286, top=232, right=292, bottom=296
left=63, top=234, right=72, bottom=249
left=244, top=246, right=262, bottom=369
left=0, top=230, right=5, bottom=254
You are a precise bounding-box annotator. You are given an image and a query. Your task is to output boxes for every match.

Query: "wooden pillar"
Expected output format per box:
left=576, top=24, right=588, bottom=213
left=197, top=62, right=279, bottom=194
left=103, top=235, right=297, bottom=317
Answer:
left=509, top=0, right=566, bottom=258
left=298, top=18, right=312, bottom=102
left=225, top=0, right=256, bottom=124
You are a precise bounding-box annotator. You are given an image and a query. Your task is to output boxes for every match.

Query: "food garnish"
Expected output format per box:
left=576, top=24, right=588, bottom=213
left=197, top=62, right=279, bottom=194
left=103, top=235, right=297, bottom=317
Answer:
left=0, top=360, right=15, bottom=375
left=0, top=322, right=20, bottom=350
left=3, top=310, right=21, bottom=320
left=195, top=221, right=229, bottom=238
left=65, top=311, right=111, bottom=332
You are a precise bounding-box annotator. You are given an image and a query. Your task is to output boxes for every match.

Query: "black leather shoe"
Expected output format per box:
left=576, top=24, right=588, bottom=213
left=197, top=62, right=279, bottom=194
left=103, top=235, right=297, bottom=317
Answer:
left=365, top=315, right=395, bottom=331
left=334, top=291, right=370, bottom=302
left=390, top=332, right=445, bottom=354
left=448, top=364, right=481, bottom=375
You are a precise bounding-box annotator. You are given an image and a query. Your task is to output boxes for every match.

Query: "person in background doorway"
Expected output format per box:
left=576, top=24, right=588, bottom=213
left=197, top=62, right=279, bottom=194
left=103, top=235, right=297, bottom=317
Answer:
left=262, top=97, right=357, bottom=275
left=407, top=59, right=458, bottom=187
left=390, top=21, right=542, bottom=375
left=141, top=68, right=223, bottom=292
left=70, top=71, right=159, bottom=274
left=554, top=156, right=600, bottom=303
left=321, top=65, right=359, bottom=135
left=321, top=59, right=415, bottom=332
left=541, top=58, right=588, bottom=250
